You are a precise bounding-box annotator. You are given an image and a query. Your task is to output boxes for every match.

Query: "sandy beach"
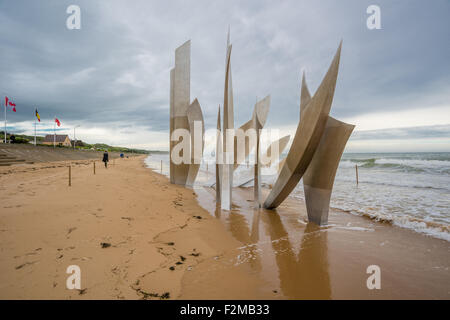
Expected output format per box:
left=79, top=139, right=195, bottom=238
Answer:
left=0, top=156, right=268, bottom=299
left=0, top=156, right=448, bottom=299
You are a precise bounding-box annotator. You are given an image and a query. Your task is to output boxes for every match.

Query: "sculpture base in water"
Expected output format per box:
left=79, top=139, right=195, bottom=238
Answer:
left=303, top=185, right=332, bottom=225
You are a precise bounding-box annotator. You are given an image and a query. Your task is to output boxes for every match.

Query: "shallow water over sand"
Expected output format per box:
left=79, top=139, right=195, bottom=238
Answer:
left=145, top=155, right=450, bottom=299
left=145, top=152, right=450, bottom=241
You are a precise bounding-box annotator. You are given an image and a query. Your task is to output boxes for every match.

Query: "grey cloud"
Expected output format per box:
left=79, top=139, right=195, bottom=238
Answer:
left=351, top=124, right=450, bottom=140
left=0, top=0, right=449, bottom=147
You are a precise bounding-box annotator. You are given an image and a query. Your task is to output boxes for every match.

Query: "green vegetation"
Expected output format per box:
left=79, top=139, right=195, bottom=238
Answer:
left=0, top=132, right=43, bottom=144
left=80, top=143, right=150, bottom=155
left=0, top=131, right=151, bottom=154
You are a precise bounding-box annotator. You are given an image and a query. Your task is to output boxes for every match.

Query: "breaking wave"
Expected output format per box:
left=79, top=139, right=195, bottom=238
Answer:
left=340, top=157, right=450, bottom=174
left=145, top=153, right=450, bottom=243
left=339, top=207, right=450, bottom=242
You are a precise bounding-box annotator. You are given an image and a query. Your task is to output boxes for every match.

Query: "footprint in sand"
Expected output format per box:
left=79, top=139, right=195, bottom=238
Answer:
left=78, top=288, right=87, bottom=295
left=173, top=200, right=183, bottom=207
left=190, top=249, right=200, bottom=257
left=135, top=289, right=170, bottom=300
left=89, top=212, right=104, bottom=218
left=100, top=242, right=111, bottom=248
left=67, top=227, right=77, bottom=236
left=15, top=261, right=38, bottom=270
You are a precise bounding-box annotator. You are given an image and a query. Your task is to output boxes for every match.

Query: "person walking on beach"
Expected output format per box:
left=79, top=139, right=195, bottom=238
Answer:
left=102, top=150, right=109, bottom=168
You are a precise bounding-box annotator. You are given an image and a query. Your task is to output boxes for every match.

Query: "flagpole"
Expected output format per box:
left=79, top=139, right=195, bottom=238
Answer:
left=4, top=100, right=6, bottom=143
left=34, top=113, right=37, bottom=146
left=54, top=117, right=56, bottom=148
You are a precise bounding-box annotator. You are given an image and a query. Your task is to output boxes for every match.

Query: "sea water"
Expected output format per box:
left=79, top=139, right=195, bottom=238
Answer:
left=145, top=152, right=450, bottom=242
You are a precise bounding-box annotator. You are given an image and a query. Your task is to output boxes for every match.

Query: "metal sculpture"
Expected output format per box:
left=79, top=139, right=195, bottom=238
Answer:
left=253, top=96, right=270, bottom=207
left=168, top=37, right=355, bottom=226
left=216, top=105, right=222, bottom=201
left=303, top=116, right=354, bottom=224
left=220, top=32, right=234, bottom=210
left=169, top=40, right=204, bottom=186
left=263, top=42, right=342, bottom=209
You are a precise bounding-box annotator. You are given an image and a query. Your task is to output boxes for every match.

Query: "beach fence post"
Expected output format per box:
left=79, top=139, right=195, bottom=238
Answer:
left=160, top=160, right=162, bottom=172
left=355, top=164, right=359, bottom=186
left=68, top=165, right=71, bottom=186
left=93, top=161, right=96, bottom=175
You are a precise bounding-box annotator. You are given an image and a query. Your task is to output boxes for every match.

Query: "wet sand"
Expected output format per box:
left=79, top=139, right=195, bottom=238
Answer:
left=146, top=159, right=449, bottom=299
left=0, top=156, right=449, bottom=299
left=184, top=185, right=450, bottom=299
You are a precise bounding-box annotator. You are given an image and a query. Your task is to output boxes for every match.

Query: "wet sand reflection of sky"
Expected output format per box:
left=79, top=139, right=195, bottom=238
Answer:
left=196, top=186, right=331, bottom=299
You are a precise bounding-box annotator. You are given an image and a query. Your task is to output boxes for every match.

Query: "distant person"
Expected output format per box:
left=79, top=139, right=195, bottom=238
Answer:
left=10, top=134, right=15, bottom=143
left=102, top=150, right=109, bottom=168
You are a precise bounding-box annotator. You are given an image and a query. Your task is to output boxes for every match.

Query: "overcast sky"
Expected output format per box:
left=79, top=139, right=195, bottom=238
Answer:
left=0, top=0, right=449, bottom=152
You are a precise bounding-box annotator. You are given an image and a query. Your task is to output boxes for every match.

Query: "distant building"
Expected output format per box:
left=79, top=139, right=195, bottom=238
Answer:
left=71, top=140, right=85, bottom=147
left=42, top=134, right=72, bottom=147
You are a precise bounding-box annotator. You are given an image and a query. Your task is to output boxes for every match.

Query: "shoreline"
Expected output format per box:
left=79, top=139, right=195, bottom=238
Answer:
left=145, top=156, right=450, bottom=299
left=0, top=157, right=448, bottom=299
left=145, top=153, right=450, bottom=243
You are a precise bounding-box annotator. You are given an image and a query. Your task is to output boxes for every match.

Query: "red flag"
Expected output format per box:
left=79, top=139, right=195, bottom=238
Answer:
left=8, top=102, right=16, bottom=112
left=5, top=96, right=8, bottom=106
left=55, top=118, right=61, bottom=127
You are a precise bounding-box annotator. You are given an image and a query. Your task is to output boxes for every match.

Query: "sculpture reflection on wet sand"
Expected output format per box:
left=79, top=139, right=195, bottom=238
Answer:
left=261, top=211, right=331, bottom=299
left=169, top=35, right=354, bottom=225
